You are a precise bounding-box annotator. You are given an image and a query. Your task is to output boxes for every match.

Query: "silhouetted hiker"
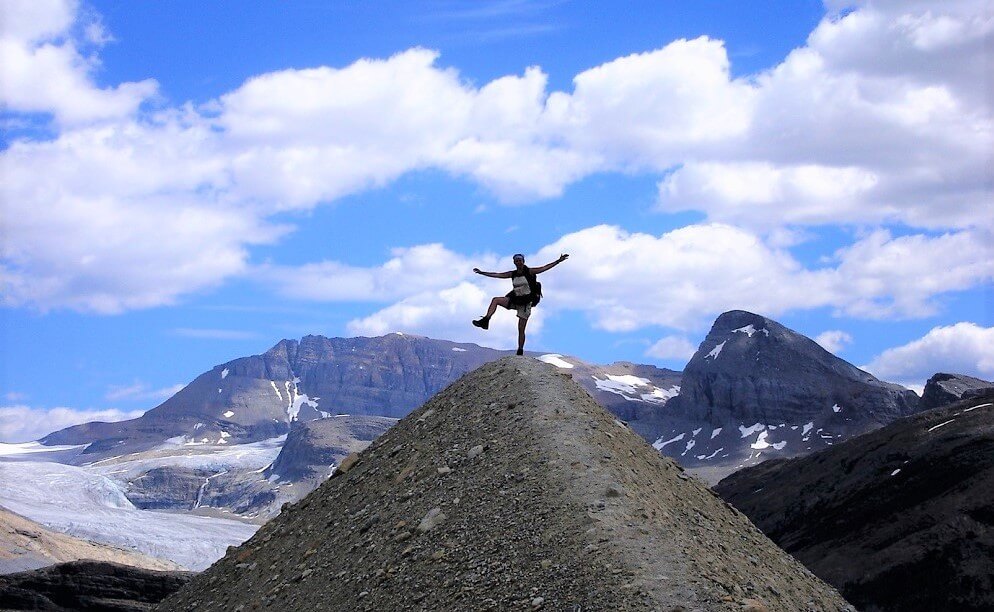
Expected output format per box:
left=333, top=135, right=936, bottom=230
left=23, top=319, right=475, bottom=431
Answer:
left=472, top=253, right=569, bottom=355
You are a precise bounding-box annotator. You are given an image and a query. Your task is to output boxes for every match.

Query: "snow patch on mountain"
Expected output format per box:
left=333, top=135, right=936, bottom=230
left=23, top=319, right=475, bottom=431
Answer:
left=652, top=432, right=685, bottom=450
left=537, top=354, right=574, bottom=369
left=706, top=341, right=726, bottom=360
left=739, top=423, right=765, bottom=438
left=732, top=324, right=769, bottom=338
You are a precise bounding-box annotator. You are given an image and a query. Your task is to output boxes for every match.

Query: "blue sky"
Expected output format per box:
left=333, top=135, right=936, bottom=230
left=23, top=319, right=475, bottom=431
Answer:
left=1, top=0, right=991, bottom=441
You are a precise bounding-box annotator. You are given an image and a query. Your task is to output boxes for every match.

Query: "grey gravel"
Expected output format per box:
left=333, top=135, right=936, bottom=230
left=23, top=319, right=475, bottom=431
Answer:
left=158, top=357, right=853, bottom=612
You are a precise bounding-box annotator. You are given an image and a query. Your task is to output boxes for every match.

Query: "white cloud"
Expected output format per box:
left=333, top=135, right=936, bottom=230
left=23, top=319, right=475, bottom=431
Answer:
left=645, top=335, right=698, bottom=361
left=863, top=322, right=994, bottom=388
left=105, top=382, right=184, bottom=403
left=814, top=330, right=853, bottom=353
left=823, top=229, right=994, bottom=319
left=657, top=1, right=992, bottom=230
left=2, top=0, right=990, bottom=314
left=0, top=0, right=157, bottom=124
left=304, top=223, right=992, bottom=334
left=346, top=282, right=544, bottom=349
left=0, top=405, right=145, bottom=443
left=259, top=244, right=497, bottom=302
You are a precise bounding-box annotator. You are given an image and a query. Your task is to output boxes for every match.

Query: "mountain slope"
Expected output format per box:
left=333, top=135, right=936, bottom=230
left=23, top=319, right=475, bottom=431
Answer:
left=661, top=310, right=920, bottom=472
left=714, top=390, right=994, bottom=612
left=160, top=357, right=852, bottom=611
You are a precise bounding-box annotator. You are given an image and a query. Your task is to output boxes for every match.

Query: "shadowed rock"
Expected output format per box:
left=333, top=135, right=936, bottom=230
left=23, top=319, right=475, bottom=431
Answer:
left=0, top=560, right=192, bottom=611
left=715, top=390, right=994, bottom=612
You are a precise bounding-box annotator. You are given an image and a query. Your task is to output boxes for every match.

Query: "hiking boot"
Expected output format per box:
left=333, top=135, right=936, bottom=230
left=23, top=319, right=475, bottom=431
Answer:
left=516, top=348, right=524, bottom=356
left=472, top=317, right=490, bottom=330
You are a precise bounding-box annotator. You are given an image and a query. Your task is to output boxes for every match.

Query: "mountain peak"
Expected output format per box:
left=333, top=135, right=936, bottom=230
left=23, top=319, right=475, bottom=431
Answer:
left=161, top=357, right=851, bottom=611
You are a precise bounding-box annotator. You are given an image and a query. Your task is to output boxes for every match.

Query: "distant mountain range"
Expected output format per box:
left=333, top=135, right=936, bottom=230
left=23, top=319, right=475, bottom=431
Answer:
left=3, top=309, right=956, bottom=570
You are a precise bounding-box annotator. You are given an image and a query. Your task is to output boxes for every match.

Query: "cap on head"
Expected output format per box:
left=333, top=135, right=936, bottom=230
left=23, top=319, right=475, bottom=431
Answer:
left=512, top=253, right=525, bottom=262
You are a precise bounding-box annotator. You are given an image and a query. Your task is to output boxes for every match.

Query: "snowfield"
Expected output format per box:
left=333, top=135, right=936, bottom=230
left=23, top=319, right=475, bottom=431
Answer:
left=0, top=460, right=258, bottom=570
left=89, top=435, right=286, bottom=484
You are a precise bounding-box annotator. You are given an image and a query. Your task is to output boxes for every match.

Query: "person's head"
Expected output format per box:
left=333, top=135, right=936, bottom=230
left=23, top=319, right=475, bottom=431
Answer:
left=512, top=253, right=525, bottom=269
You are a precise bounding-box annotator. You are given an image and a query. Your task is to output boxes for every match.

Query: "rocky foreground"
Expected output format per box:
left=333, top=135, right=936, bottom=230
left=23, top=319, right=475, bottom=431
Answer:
left=0, top=560, right=192, bottom=611
left=160, top=357, right=852, bottom=611
left=716, top=390, right=994, bottom=612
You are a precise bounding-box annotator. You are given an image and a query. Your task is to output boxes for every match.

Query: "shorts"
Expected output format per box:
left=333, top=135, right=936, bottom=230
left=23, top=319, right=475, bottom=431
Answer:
left=503, top=292, right=532, bottom=320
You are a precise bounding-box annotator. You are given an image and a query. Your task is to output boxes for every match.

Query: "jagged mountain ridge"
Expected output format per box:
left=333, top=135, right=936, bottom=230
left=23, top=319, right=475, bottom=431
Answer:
left=160, top=357, right=852, bottom=612
left=714, top=390, right=994, bottom=612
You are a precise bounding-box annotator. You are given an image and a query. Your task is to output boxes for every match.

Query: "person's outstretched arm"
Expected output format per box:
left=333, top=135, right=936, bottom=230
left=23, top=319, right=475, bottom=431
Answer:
left=473, top=268, right=514, bottom=279
left=529, top=253, right=569, bottom=274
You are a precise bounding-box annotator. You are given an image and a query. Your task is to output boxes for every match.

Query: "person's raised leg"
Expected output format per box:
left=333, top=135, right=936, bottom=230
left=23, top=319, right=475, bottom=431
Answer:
left=474, top=297, right=508, bottom=330
left=485, top=296, right=507, bottom=319
left=516, top=316, right=527, bottom=355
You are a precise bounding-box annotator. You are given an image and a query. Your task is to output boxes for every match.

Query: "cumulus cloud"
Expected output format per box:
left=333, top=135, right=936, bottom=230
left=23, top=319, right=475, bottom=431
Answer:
left=259, top=244, right=497, bottom=302
left=814, top=330, right=853, bottom=354
left=0, top=0, right=157, bottom=124
left=0, top=405, right=145, bottom=443
left=645, top=335, right=698, bottom=361
left=862, top=322, right=994, bottom=388
left=327, top=222, right=990, bottom=340
left=2, top=0, right=990, bottom=314
left=346, top=282, right=544, bottom=350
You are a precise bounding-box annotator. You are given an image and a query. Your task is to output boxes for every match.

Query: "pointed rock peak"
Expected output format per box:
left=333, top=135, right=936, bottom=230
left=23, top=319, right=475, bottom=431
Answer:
left=161, top=357, right=851, bottom=612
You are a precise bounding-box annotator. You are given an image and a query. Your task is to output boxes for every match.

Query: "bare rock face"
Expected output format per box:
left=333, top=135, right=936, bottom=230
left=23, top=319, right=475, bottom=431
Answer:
left=0, top=560, right=192, bottom=611
left=715, top=391, right=994, bottom=612
left=661, top=310, right=920, bottom=471
left=159, top=357, right=853, bottom=612
left=920, top=372, right=993, bottom=410
left=265, top=415, right=396, bottom=484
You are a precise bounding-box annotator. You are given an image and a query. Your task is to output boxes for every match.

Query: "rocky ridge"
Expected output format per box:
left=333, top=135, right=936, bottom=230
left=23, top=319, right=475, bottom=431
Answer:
left=920, top=372, right=993, bottom=410
left=715, top=390, right=994, bottom=612
left=159, top=357, right=852, bottom=612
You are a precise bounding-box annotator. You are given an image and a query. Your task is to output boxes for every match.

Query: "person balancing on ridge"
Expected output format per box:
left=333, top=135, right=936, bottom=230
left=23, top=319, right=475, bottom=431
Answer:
left=472, top=252, right=569, bottom=356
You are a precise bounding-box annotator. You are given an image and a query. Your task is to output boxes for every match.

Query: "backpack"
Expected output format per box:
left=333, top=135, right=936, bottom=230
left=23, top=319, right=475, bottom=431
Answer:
left=523, top=269, right=542, bottom=306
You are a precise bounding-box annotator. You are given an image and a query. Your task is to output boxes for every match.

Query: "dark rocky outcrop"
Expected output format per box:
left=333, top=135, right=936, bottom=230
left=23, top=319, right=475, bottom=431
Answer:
left=160, top=357, right=852, bottom=612
left=920, top=372, right=993, bottom=410
left=0, top=560, right=192, bottom=611
left=661, top=310, right=920, bottom=471
left=715, top=390, right=994, bottom=612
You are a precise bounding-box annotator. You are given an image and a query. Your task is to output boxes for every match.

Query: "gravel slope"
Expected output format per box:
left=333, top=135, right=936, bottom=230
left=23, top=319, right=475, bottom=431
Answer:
left=160, top=357, right=852, bottom=611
